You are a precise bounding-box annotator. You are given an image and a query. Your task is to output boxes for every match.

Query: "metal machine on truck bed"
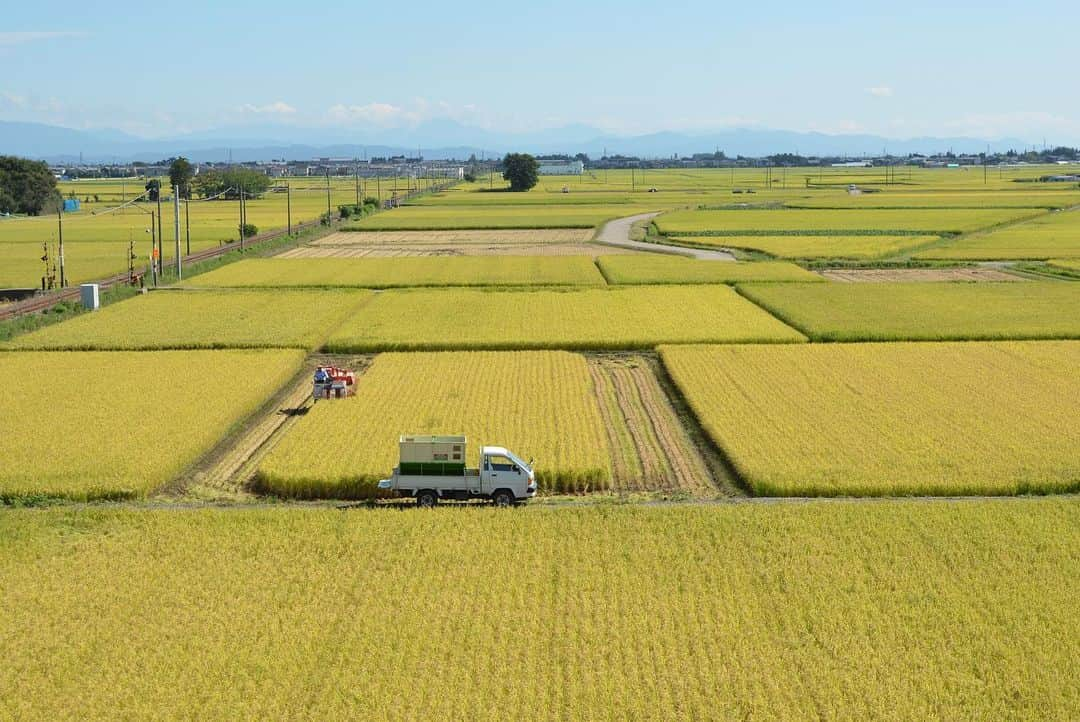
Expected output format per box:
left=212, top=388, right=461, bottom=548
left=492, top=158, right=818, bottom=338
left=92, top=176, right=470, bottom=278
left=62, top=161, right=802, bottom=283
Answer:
left=378, top=435, right=537, bottom=506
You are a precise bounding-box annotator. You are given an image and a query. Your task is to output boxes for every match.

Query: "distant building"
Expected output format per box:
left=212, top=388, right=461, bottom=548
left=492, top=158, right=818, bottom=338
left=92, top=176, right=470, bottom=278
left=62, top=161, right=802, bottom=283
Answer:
left=538, top=160, right=584, bottom=175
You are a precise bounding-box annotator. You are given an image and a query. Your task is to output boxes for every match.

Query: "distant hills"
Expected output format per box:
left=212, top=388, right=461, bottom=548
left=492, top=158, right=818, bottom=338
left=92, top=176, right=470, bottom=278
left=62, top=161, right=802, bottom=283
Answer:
left=0, top=119, right=1035, bottom=164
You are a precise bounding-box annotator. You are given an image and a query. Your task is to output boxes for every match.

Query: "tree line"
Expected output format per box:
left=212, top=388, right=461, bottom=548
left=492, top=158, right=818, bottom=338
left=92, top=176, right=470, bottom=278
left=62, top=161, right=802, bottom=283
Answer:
left=0, top=156, right=60, bottom=215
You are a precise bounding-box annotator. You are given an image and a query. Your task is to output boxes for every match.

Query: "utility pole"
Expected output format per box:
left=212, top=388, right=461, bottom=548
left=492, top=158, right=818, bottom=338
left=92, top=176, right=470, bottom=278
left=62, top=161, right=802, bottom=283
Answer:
left=56, top=205, right=66, bottom=287
left=286, top=182, right=292, bottom=235
left=376, top=173, right=382, bottom=205
left=155, top=179, right=163, bottom=265
left=173, top=188, right=182, bottom=280
left=326, top=172, right=332, bottom=221
left=239, top=184, right=245, bottom=251
left=355, top=167, right=360, bottom=206
left=185, top=191, right=191, bottom=255
left=150, top=210, right=158, bottom=286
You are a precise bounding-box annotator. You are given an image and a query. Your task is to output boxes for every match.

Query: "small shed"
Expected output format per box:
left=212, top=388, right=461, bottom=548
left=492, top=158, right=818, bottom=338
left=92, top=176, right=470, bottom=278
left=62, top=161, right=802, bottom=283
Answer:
left=63, top=198, right=81, bottom=212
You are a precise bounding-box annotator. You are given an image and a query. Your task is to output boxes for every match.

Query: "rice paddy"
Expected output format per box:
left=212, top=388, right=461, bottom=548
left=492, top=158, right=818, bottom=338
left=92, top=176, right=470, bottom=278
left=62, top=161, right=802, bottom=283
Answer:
left=0, top=350, right=304, bottom=500
left=324, top=285, right=806, bottom=351
left=736, top=281, right=1080, bottom=341
left=660, top=341, right=1080, bottom=496
left=3, top=289, right=372, bottom=350
left=182, top=256, right=607, bottom=288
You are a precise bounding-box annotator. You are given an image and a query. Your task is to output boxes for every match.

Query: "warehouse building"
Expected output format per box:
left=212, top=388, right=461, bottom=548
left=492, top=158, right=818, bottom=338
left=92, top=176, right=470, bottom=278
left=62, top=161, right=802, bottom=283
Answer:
left=538, top=159, right=585, bottom=175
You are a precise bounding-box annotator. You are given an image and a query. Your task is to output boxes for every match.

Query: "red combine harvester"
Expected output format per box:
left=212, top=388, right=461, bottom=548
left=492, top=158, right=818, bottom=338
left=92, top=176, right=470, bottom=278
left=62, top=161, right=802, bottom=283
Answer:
left=313, top=365, right=356, bottom=401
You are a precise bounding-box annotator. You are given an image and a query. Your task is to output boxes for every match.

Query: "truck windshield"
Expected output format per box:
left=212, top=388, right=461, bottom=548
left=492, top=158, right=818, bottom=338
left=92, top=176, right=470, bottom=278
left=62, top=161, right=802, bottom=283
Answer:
left=505, top=451, right=531, bottom=473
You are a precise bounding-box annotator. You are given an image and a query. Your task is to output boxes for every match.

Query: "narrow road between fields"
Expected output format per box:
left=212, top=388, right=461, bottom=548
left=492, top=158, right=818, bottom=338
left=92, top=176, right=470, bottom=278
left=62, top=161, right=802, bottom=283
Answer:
left=595, top=212, right=738, bottom=260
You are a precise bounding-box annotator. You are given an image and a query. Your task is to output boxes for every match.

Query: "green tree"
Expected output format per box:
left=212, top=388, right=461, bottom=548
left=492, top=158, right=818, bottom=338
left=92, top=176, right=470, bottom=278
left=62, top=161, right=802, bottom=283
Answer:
left=0, top=156, right=60, bottom=215
left=191, top=168, right=271, bottom=199
left=169, top=157, right=195, bottom=199
left=502, top=153, right=539, bottom=192
left=145, top=178, right=161, bottom=201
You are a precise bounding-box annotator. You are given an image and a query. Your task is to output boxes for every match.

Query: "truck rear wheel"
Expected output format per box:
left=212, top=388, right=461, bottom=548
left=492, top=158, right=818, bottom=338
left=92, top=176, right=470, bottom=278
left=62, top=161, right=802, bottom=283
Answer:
left=416, top=490, right=439, bottom=508
left=492, top=489, right=515, bottom=507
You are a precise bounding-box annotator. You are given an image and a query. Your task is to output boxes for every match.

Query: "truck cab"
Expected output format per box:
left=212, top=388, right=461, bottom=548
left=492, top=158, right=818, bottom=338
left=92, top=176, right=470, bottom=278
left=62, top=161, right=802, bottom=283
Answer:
left=377, top=435, right=537, bottom=506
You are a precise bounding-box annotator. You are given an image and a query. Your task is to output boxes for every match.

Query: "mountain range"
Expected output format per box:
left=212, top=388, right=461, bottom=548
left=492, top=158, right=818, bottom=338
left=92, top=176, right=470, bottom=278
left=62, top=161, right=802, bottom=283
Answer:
left=0, top=119, right=1035, bottom=164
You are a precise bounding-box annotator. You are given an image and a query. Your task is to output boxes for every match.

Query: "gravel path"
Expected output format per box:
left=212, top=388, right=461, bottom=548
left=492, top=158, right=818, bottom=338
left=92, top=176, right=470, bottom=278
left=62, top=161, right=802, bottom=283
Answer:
left=595, top=212, right=737, bottom=260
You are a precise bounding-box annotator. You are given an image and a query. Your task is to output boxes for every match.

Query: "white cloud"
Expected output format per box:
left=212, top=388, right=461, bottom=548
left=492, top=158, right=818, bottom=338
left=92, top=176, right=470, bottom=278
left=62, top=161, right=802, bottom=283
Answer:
left=327, top=101, right=420, bottom=127
left=238, top=101, right=297, bottom=115
left=0, top=92, right=28, bottom=109
left=0, top=31, right=86, bottom=47
left=866, top=86, right=893, bottom=98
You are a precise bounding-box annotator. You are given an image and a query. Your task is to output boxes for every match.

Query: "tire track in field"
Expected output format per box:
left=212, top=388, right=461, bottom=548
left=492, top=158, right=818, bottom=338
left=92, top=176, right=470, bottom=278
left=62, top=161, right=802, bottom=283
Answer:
left=176, top=355, right=374, bottom=499
left=587, top=355, right=718, bottom=496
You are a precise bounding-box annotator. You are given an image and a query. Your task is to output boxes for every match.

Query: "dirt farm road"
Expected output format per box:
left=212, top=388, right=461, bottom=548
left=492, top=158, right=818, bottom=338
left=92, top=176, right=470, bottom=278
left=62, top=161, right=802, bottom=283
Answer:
left=595, top=212, right=737, bottom=260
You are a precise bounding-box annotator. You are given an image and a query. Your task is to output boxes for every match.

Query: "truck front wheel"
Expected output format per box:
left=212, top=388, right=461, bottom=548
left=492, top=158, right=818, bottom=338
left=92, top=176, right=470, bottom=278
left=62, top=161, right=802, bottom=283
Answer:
left=492, top=489, right=516, bottom=507
left=416, top=490, right=439, bottom=508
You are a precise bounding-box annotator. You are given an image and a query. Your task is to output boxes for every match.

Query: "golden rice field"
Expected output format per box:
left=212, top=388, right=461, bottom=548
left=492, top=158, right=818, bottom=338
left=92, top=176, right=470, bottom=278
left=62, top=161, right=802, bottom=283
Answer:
left=661, top=341, right=1080, bottom=496
left=3, top=289, right=371, bottom=350
left=737, top=281, right=1080, bottom=341
left=1, top=501, right=1077, bottom=720
left=917, top=207, right=1080, bottom=259
left=785, top=190, right=1080, bottom=209
left=670, top=234, right=940, bottom=258
left=183, top=256, right=606, bottom=288
left=654, top=208, right=1041, bottom=235
left=0, top=350, right=304, bottom=500
left=342, top=204, right=653, bottom=230
left=325, top=285, right=806, bottom=351
left=256, top=351, right=611, bottom=495
left=596, top=256, right=820, bottom=284
left=1048, top=258, right=1080, bottom=273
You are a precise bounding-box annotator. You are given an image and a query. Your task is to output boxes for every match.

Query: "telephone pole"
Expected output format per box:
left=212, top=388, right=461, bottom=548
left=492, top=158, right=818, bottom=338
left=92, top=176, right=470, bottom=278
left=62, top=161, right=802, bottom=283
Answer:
left=155, top=179, right=163, bottom=264
left=239, top=184, right=245, bottom=251
left=173, top=188, right=182, bottom=280
left=56, top=205, right=67, bottom=287
left=185, top=191, right=191, bottom=255
left=326, top=172, right=332, bottom=220
left=150, top=210, right=158, bottom=286
left=286, top=182, right=292, bottom=235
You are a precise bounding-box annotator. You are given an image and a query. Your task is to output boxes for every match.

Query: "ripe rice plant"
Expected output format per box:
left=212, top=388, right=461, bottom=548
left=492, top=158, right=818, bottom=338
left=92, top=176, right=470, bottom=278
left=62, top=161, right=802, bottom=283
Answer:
left=183, top=256, right=606, bottom=288
left=1, top=500, right=1077, bottom=720
left=786, top=191, right=1080, bottom=209
left=4, top=289, right=372, bottom=350
left=669, top=234, right=940, bottom=258
left=736, top=281, right=1080, bottom=341
left=917, top=207, right=1080, bottom=259
left=325, top=285, right=805, bottom=352
left=0, top=350, right=305, bottom=500
left=655, top=208, right=1041, bottom=235
left=660, top=341, right=1080, bottom=496
left=256, top=351, right=611, bottom=495
left=596, top=256, right=820, bottom=284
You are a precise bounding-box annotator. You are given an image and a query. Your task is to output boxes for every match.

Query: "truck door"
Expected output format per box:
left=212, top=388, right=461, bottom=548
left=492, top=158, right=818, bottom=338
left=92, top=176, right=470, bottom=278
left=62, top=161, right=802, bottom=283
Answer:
left=481, top=454, right=493, bottom=493
left=486, top=454, right=523, bottom=490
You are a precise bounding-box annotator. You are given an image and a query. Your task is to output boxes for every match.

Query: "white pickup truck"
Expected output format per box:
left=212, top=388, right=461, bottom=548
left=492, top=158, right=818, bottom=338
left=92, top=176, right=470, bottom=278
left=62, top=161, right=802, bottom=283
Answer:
left=377, top=435, right=537, bottom=506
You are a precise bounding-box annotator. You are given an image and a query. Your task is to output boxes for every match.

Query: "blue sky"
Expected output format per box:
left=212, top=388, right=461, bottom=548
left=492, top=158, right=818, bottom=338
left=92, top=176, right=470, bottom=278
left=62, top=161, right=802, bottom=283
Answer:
left=2, top=0, right=1078, bottom=142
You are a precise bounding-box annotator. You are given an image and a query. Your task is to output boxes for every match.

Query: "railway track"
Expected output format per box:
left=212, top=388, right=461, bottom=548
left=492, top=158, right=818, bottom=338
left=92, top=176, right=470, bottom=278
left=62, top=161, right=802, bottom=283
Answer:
left=0, top=218, right=323, bottom=321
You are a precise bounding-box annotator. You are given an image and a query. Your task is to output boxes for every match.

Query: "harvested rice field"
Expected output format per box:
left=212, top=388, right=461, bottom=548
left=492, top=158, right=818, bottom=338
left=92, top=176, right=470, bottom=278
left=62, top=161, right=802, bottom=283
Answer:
left=279, top=243, right=633, bottom=257
left=313, top=229, right=595, bottom=245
